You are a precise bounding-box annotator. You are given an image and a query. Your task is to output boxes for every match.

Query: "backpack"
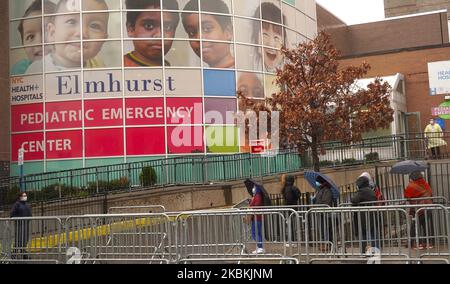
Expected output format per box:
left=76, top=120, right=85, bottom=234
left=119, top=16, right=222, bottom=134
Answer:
left=258, top=184, right=272, bottom=206
left=283, top=186, right=300, bottom=205
left=374, top=186, right=384, bottom=201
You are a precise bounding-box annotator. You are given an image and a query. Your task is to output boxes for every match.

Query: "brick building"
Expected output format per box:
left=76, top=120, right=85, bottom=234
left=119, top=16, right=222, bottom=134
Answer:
left=318, top=4, right=450, bottom=133
left=385, top=0, right=450, bottom=20
left=0, top=0, right=9, bottom=178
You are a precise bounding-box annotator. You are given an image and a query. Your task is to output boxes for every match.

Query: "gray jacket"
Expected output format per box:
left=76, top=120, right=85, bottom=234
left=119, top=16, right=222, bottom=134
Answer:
left=315, top=186, right=333, bottom=206
left=351, top=187, right=377, bottom=205
left=352, top=176, right=377, bottom=205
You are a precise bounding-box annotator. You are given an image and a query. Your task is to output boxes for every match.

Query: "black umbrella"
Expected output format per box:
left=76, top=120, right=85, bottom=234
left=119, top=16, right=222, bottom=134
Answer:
left=390, top=160, right=428, bottom=174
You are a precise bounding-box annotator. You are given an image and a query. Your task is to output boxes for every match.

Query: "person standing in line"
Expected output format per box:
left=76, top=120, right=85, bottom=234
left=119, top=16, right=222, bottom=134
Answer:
left=359, top=172, right=384, bottom=204
left=281, top=175, right=300, bottom=245
left=313, top=176, right=334, bottom=252
left=424, top=118, right=447, bottom=159
left=404, top=171, right=435, bottom=250
left=244, top=179, right=265, bottom=254
left=351, top=175, right=378, bottom=254
left=10, top=192, right=32, bottom=260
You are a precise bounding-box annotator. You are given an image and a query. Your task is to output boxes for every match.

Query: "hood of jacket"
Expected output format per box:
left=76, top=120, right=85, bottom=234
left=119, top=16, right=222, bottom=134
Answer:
left=356, top=176, right=370, bottom=189
left=285, top=175, right=295, bottom=186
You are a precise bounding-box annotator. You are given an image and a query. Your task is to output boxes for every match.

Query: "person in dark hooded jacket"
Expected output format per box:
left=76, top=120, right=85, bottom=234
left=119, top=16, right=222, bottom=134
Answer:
left=313, top=176, right=334, bottom=251
left=281, top=175, right=300, bottom=244
left=10, top=192, right=32, bottom=259
left=351, top=176, right=377, bottom=205
left=352, top=176, right=378, bottom=254
left=281, top=175, right=300, bottom=206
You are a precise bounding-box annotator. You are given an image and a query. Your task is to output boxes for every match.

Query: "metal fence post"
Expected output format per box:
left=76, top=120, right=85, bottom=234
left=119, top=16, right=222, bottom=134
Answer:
left=222, top=155, right=226, bottom=181
left=202, top=156, right=207, bottom=185
left=128, top=163, right=132, bottom=192
left=70, top=170, right=73, bottom=191
left=95, top=167, right=99, bottom=194
left=103, top=192, right=108, bottom=214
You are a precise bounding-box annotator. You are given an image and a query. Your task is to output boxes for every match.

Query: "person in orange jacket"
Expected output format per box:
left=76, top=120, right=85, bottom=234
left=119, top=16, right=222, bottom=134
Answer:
left=404, top=171, right=435, bottom=250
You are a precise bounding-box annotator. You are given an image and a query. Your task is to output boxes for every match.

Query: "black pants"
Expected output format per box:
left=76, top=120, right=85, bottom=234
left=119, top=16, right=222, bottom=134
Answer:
left=320, top=215, right=333, bottom=243
left=13, top=222, right=30, bottom=259
left=431, top=147, right=441, bottom=159
left=287, top=206, right=298, bottom=242
left=410, top=212, right=435, bottom=246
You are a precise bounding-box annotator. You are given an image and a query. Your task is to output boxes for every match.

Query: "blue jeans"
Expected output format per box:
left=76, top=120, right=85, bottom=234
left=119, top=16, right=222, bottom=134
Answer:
left=251, top=220, right=263, bottom=249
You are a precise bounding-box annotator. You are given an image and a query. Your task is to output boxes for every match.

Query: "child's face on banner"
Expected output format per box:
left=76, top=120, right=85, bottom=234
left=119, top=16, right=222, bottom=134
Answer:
left=183, top=13, right=201, bottom=56
left=22, top=11, right=44, bottom=61
left=262, top=23, right=283, bottom=71
left=82, top=11, right=109, bottom=59
left=48, top=0, right=108, bottom=66
left=127, top=11, right=162, bottom=63
left=48, top=13, right=83, bottom=66
left=183, top=13, right=232, bottom=66
left=238, top=73, right=263, bottom=98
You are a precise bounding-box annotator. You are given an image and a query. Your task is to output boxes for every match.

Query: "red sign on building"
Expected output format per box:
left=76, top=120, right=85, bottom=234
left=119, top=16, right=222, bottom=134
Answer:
left=250, top=139, right=266, bottom=154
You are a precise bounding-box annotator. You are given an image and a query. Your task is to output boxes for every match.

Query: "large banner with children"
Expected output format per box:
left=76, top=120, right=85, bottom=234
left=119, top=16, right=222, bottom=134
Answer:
left=9, top=0, right=317, bottom=167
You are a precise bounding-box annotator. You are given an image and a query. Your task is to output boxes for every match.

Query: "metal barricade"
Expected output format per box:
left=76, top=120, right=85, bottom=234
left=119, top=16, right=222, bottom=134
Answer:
left=64, top=213, right=173, bottom=264
left=238, top=205, right=330, bottom=262
left=412, top=206, right=450, bottom=260
left=339, top=197, right=448, bottom=207
left=303, top=205, right=450, bottom=263
left=309, top=258, right=449, bottom=264
left=0, top=217, right=63, bottom=264
left=0, top=205, right=448, bottom=264
left=79, top=258, right=169, bottom=264
left=179, top=257, right=299, bottom=264
left=174, top=209, right=297, bottom=262
left=304, top=206, right=412, bottom=263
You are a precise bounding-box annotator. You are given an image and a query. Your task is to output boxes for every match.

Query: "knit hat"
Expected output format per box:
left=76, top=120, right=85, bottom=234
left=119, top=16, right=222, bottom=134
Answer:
left=409, top=171, right=423, bottom=181
left=356, top=176, right=370, bottom=189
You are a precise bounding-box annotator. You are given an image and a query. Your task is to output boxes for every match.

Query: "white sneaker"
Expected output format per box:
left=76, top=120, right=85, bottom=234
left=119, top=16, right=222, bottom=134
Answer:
left=252, top=248, right=265, bottom=254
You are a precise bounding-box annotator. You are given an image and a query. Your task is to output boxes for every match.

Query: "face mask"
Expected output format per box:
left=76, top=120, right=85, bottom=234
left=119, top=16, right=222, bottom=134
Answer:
left=252, top=187, right=256, bottom=195
left=20, top=196, right=27, bottom=202
left=315, top=181, right=321, bottom=188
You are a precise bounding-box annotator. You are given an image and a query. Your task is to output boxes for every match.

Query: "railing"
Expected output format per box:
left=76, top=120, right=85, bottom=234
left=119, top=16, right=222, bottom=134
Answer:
left=1, top=202, right=449, bottom=264
left=2, top=132, right=450, bottom=209
left=0, top=149, right=303, bottom=208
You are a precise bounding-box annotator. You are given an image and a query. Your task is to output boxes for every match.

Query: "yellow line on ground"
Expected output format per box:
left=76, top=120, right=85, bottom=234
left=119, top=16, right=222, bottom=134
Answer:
left=27, top=216, right=178, bottom=252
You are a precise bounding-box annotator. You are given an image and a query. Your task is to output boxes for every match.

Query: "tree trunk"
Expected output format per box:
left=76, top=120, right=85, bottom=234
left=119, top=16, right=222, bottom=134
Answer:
left=311, top=135, right=320, bottom=172
left=311, top=145, right=320, bottom=172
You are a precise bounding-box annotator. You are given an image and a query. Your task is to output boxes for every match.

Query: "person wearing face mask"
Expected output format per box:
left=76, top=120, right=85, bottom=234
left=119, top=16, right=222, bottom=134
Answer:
left=10, top=192, right=32, bottom=260
left=313, top=176, right=334, bottom=252
left=244, top=178, right=266, bottom=254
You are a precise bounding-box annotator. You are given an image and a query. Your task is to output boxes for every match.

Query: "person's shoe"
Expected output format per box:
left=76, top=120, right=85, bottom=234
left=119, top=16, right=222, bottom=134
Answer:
left=252, top=248, right=265, bottom=254
left=319, top=245, right=329, bottom=252
left=412, top=244, right=425, bottom=250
